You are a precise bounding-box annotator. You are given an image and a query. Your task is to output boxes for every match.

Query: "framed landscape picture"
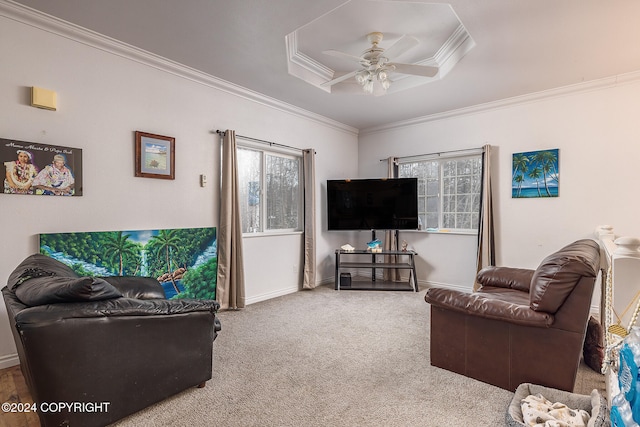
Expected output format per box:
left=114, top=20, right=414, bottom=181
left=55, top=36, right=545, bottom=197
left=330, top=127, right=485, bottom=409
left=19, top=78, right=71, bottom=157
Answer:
left=135, top=131, right=175, bottom=180
left=512, top=149, right=559, bottom=198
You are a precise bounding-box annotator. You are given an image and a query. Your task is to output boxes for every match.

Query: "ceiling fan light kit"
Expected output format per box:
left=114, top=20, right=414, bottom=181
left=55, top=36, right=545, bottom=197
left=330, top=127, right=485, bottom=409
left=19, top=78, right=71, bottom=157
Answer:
left=354, top=64, right=392, bottom=94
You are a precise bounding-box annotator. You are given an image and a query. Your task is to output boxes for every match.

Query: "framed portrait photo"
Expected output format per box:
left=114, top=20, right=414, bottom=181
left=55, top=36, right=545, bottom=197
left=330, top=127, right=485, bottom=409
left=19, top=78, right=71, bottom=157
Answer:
left=1, top=138, right=83, bottom=196
left=135, top=131, right=175, bottom=180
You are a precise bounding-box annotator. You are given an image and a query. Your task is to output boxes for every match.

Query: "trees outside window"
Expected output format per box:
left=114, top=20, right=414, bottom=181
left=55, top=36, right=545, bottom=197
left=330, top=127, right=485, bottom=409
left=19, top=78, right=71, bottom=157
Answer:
left=237, top=146, right=301, bottom=234
left=399, top=155, right=482, bottom=232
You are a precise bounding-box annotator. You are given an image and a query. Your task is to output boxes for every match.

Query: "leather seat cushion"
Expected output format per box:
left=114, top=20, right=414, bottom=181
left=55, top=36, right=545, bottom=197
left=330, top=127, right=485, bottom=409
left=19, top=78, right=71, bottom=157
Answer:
left=102, top=276, right=166, bottom=299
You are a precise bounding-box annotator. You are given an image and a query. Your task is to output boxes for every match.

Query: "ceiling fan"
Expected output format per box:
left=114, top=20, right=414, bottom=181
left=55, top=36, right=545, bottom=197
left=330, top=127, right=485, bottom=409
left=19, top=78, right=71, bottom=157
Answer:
left=321, top=32, right=439, bottom=94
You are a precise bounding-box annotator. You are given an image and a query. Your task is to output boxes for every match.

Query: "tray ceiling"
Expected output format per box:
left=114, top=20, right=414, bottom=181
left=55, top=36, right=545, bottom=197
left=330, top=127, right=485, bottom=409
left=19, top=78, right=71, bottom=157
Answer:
left=286, top=1, right=474, bottom=95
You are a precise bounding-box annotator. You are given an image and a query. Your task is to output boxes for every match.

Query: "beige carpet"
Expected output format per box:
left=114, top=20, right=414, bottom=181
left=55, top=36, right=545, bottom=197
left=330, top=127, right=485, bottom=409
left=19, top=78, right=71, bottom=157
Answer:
left=112, top=284, right=605, bottom=427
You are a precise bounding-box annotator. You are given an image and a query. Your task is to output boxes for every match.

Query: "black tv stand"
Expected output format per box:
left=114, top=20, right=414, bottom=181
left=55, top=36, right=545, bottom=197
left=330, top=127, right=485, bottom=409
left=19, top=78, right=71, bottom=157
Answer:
left=334, top=249, right=418, bottom=292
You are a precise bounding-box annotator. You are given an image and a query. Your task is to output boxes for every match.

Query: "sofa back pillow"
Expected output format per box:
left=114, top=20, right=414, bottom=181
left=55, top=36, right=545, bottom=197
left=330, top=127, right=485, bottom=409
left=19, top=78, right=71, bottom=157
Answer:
left=101, top=276, right=166, bottom=299
left=15, top=276, right=122, bottom=306
left=8, top=253, right=79, bottom=290
left=530, top=239, right=599, bottom=313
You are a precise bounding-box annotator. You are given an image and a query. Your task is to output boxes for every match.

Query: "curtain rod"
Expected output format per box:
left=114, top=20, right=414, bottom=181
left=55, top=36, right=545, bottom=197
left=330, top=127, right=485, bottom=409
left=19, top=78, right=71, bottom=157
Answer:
left=215, top=130, right=305, bottom=153
left=379, top=146, right=484, bottom=162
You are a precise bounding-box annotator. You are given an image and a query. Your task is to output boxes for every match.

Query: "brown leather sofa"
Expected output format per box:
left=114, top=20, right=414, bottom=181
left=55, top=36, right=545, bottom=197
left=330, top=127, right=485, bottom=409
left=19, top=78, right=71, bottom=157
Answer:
left=424, top=239, right=600, bottom=392
left=2, top=254, right=221, bottom=427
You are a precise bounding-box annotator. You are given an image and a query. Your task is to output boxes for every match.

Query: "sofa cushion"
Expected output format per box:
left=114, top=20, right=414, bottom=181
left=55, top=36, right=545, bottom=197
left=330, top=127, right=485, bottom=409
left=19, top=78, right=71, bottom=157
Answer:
left=101, top=276, right=166, bottom=299
left=8, top=253, right=79, bottom=290
left=529, top=239, right=599, bottom=313
left=583, top=316, right=605, bottom=373
left=15, top=276, right=122, bottom=306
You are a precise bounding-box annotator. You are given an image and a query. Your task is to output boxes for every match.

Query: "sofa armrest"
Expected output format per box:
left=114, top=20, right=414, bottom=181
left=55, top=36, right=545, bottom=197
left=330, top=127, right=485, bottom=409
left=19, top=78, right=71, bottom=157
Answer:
left=476, top=266, right=534, bottom=293
left=425, top=287, right=553, bottom=328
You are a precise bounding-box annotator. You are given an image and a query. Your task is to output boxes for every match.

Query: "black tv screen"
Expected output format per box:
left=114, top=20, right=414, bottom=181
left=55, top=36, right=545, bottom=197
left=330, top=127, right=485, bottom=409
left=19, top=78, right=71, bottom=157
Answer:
left=327, top=178, right=419, bottom=231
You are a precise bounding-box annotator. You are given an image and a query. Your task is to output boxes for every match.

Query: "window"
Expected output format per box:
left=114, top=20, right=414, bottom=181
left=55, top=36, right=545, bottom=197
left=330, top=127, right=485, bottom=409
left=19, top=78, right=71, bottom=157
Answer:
left=398, top=154, right=482, bottom=232
left=237, top=145, right=302, bottom=234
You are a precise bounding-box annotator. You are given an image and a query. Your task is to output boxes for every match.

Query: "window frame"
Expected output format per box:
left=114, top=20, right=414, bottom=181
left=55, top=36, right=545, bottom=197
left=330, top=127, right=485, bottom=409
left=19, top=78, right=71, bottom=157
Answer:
left=236, top=139, right=303, bottom=236
left=397, top=150, right=483, bottom=234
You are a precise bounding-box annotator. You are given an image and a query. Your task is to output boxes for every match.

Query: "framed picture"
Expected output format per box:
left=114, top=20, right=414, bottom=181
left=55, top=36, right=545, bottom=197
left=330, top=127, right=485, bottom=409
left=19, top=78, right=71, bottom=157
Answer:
left=1, top=138, right=83, bottom=196
left=135, top=131, right=175, bottom=180
left=512, top=148, right=559, bottom=198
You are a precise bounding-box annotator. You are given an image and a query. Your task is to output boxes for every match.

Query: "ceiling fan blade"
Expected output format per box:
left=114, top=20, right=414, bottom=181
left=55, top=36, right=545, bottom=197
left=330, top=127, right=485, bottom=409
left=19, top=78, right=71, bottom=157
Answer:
left=323, top=49, right=365, bottom=63
left=389, top=62, right=439, bottom=78
left=321, top=70, right=358, bottom=87
left=382, top=35, right=419, bottom=60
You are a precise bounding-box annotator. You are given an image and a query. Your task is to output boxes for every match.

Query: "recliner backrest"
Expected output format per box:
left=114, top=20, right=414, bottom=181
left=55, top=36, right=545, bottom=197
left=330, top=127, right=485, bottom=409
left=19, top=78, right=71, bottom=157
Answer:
left=529, top=239, right=600, bottom=313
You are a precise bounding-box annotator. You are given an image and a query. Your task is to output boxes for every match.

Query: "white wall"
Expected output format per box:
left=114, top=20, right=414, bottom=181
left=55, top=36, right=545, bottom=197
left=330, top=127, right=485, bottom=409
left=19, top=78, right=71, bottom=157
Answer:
left=358, top=77, right=640, bottom=290
left=0, top=11, right=358, bottom=366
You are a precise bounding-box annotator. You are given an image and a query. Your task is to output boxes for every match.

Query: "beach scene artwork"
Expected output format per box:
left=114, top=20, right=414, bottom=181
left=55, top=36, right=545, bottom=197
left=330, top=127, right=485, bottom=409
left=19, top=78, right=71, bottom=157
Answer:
left=512, top=149, right=559, bottom=198
left=143, top=140, right=168, bottom=170
left=39, top=227, right=217, bottom=300
left=135, top=131, right=174, bottom=179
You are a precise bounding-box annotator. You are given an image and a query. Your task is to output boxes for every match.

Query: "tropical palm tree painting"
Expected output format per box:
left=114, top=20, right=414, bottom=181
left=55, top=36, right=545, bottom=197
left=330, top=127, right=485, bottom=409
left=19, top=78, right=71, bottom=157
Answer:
left=512, top=149, right=559, bottom=198
left=39, top=227, right=217, bottom=300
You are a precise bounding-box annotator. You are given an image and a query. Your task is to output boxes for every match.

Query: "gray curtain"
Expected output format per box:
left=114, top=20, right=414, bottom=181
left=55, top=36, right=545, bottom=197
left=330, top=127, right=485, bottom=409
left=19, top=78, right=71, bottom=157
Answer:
left=474, top=144, right=495, bottom=291
left=383, top=157, right=401, bottom=281
left=302, top=149, right=317, bottom=289
left=217, top=129, right=246, bottom=309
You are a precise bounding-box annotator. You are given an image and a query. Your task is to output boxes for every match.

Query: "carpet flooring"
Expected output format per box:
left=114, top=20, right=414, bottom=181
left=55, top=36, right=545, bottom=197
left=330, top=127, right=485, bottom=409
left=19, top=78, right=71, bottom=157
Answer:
left=112, top=284, right=605, bottom=426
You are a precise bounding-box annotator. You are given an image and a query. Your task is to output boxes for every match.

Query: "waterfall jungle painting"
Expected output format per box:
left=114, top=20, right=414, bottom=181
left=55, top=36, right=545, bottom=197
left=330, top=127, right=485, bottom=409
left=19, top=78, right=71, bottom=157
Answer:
left=39, top=227, right=217, bottom=299
left=512, top=149, right=559, bottom=198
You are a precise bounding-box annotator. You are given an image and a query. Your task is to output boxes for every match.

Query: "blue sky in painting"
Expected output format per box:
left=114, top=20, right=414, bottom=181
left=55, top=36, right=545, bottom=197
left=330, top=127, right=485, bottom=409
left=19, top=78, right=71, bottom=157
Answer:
left=512, top=149, right=559, bottom=189
left=124, top=229, right=158, bottom=244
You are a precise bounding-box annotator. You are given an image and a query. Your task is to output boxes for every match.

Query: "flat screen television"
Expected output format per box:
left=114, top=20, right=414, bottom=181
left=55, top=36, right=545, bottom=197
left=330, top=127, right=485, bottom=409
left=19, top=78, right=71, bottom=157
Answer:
left=327, top=178, right=419, bottom=231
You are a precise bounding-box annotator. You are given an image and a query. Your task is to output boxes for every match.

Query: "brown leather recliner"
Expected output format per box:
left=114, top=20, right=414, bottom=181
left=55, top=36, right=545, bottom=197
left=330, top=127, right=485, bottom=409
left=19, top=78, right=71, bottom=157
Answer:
left=424, top=239, right=600, bottom=392
left=2, top=254, right=221, bottom=427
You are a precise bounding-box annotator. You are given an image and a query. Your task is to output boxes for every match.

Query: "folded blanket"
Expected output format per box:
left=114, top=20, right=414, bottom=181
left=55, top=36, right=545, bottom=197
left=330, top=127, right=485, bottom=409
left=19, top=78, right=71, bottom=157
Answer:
left=521, top=393, right=591, bottom=427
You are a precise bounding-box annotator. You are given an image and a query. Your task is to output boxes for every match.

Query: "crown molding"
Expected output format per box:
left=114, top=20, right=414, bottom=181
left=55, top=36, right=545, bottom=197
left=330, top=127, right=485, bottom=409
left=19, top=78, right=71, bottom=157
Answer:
left=285, top=31, right=334, bottom=92
left=0, top=0, right=358, bottom=136
left=432, top=24, right=476, bottom=76
left=360, top=70, right=640, bottom=135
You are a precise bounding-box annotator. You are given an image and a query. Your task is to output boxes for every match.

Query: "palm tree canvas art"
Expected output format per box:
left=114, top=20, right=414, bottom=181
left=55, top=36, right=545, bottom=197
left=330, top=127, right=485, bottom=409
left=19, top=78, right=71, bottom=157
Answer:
left=512, top=149, right=559, bottom=198
left=39, top=227, right=217, bottom=300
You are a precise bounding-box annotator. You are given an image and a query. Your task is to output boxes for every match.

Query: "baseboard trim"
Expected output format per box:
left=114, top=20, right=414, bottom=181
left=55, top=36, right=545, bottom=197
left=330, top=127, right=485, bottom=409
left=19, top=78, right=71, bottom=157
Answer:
left=420, top=280, right=470, bottom=293
left=245, top=286, right=300, bottom=306
left=0, top=353, right=19, bottom=369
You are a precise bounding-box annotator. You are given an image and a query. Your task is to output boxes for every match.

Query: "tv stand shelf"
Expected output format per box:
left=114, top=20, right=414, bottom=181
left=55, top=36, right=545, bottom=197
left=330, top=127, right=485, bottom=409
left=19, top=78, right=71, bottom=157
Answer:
left=334, top=249, right=418, bottom=292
